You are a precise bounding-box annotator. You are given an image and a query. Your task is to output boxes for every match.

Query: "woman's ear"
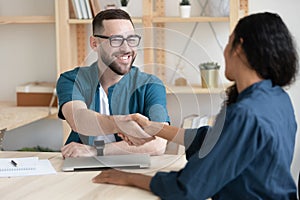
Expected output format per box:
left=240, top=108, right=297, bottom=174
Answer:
left=234, top=38, right=244, bottom=56
left=234, top=38, right=249, bottom=65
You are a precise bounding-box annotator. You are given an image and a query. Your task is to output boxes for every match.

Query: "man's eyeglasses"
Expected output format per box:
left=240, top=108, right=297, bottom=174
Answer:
left=94, top=34, right=141, bottom=47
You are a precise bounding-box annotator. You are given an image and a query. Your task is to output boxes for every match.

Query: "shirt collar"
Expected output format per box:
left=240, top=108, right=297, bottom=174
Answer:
left=237, top=79, right=272, bottom=101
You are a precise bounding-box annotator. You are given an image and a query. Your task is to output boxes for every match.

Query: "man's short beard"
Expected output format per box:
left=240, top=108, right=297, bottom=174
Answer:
left=108, top=56, right=136, bottom=75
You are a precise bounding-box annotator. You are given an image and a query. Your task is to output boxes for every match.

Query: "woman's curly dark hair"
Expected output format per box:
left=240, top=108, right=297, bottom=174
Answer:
left=226, top=12, right=299, bottom=105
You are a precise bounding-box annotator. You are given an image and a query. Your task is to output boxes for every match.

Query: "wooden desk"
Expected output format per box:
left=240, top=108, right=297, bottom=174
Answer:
left=0, top=101, right=58, bottom=131
left=0, top=151, right=187, bottom=200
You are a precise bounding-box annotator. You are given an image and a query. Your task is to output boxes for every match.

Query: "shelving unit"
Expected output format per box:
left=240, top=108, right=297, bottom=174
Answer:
left=0, top=16, right=55, bottom=24
left=55, top=0, right=248, bottom=93
left=68, top=18, right=142, bottom=24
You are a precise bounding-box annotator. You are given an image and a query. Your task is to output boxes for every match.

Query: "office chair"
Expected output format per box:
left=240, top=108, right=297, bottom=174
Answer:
left=48, top=88, right=57, bottom=115
left=0, top=128, right=6, bottom=150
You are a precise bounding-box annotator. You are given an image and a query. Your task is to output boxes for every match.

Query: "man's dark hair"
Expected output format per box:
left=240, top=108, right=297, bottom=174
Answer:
left=92, top=9, right=134, bottom=35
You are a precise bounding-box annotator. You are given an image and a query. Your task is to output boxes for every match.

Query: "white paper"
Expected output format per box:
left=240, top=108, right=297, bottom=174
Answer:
left=0, top=157, right=56, bottom=178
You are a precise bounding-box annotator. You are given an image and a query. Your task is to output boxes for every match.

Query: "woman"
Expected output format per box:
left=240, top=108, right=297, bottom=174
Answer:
left=92, top=12, right=299, bottom=199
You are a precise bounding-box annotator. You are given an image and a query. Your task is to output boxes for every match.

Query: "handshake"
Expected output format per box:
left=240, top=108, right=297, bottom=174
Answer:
left=113, top=113, right=165, bottom=146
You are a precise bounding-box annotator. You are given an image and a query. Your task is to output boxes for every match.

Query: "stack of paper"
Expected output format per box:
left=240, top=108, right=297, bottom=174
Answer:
left=182, top=115, right=210, bottom=128
left=0, top=157, right=56, bottom=178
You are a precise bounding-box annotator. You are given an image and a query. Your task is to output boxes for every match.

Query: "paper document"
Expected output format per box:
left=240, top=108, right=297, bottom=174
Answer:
left=0, top=157, right=56, bottom=177
left=182, top=115, right=209, bottom=128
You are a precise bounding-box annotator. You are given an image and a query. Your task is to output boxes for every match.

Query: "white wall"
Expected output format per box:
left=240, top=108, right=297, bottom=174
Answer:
left=0, top=0, right=299, bottom=182
left=0, top=0, right=56, bottom=101
left=248, top=0, right=300, bottom=185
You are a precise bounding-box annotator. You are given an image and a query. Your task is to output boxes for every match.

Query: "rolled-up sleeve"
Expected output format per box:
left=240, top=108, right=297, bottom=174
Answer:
left=184, top=127, right=209, bottom=160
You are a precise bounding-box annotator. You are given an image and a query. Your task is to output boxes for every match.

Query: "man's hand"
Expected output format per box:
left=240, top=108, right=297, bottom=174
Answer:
left=61, top=142, right=97, bottom=158
left=130, top=113, right=165, bottom=136
left=117, top=133, right=155, bottom=146
left=113, top=115, right=154, bottom=145
left=115, top=113, right=165, bottom=146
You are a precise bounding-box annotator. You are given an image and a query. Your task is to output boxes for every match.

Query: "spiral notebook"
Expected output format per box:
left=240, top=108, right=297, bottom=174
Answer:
left=0, top=157, right=56, bottom=177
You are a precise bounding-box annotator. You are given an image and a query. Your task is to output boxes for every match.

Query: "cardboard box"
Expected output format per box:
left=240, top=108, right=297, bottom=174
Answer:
left=16, top=82, right=57, bottom=107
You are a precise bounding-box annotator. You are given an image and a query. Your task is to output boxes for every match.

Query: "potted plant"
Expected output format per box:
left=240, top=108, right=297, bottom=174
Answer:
left=179, top=0, right=191, bottom=18
left=120, top=0, right=129, bottom=13
left=120, top=0, right=129, bottom=6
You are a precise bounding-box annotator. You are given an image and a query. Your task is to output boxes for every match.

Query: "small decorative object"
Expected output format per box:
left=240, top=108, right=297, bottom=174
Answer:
left=175, top=65, right=187, bottom=86
left=199, top=62, right=220, bottom=88
left=120, top=0, right=129, bottom=13
left=105, top=4, right=116, bottom=10
left=179, top=0, right=191, bottom=18
left=175, top=77, right=187, bottom=86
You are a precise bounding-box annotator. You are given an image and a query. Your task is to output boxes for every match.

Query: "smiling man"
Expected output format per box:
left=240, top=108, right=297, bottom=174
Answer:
left=56, top=9, right=169, bottom=158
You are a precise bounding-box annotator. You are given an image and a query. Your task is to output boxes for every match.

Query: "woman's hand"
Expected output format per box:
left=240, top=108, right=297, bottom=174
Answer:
left=92, top=169, right=152, bottom=191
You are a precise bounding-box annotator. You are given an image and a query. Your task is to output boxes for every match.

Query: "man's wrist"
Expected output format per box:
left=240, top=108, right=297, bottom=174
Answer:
left=108, top=115, right=119, bottom=133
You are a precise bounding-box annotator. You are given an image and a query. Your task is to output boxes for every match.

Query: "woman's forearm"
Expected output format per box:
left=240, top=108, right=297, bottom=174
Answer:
left=128, top=173, right=152, bottom=191
left=131, top=114, right=185, bottom=145
left=148, top=123, right=185, bottom=146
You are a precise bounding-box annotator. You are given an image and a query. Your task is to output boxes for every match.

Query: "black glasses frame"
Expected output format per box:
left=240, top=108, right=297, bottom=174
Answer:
left=93, top=34, right=141, bottom=47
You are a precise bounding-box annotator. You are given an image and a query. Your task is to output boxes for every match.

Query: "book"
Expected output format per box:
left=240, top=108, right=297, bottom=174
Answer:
left=98, top=0, right=121, bottom=10
left=72, top=0, right=83, bottom=19
left=84, top=0, right=93, bottom=19
left=0, top=157, right=56, bottom=177
left=79, top=0, right=89, bottom=19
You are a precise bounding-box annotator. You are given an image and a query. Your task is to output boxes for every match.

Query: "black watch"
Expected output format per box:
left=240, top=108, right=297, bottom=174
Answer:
left=94, top=140, right=105, bottom=156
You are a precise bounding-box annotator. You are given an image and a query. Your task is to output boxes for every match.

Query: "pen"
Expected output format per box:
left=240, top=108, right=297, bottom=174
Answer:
left=11, top=160, right=18, bottom=167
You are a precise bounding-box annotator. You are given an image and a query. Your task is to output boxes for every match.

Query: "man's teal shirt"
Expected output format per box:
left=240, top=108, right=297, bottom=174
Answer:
left=56, top=62, right=170, bottom=144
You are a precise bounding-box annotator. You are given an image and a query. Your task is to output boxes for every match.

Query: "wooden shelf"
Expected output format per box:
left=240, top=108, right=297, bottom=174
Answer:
left=153, top=16, right=229, bottom=23
left=67, top=17, right=226, bottom=25
left=68, top=17, right=143, bottom=24
left=0, top=16, right=55, bottom=24
left=0, top=101, right=58, bottom=131
left=166, top=85, right=227, bottom=94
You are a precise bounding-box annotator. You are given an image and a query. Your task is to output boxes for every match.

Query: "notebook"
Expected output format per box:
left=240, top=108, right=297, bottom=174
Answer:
left=0, top=157, right=38, bottom=172
left=0, top=157, right=56, bottom=177
left=62, top=154, right=151, bottom=172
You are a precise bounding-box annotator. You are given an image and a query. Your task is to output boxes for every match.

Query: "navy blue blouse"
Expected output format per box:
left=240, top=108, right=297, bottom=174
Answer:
left=150, top=80, right=297, bottom=200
